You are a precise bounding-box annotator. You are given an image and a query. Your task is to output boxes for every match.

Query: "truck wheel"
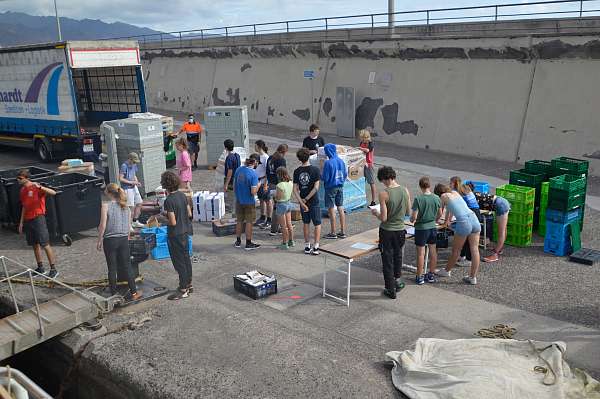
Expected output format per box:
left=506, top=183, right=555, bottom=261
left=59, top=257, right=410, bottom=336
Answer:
left=35, top=140, right=52, bottom=163
left=61, top=234, right=72, bottom=246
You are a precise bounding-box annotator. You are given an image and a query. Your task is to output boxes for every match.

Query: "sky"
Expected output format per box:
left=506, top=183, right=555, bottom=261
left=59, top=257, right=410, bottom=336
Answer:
left=0, top=0, right=595, bottom=33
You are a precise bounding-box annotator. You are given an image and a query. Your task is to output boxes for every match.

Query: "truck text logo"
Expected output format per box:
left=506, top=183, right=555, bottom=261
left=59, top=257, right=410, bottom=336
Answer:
left=1, top=62, right=64, bottom=116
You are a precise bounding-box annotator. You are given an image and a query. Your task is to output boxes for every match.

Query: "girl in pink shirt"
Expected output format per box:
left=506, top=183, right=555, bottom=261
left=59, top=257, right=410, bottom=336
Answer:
left=175, top=138, right=192, bottom=190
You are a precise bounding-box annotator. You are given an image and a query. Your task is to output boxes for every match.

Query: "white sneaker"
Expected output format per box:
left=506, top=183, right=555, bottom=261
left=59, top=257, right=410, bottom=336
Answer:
left=132, top=221, right=146, bottom=228
left=436, top=269, right=451, bottom=277
left=462, top=276, right=477, bottom=285
left=456, top=259, right=471, bottom=267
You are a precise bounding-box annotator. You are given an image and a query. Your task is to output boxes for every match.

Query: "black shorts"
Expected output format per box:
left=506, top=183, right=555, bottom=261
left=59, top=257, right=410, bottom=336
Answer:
left=301, top=205, right=322, bottom=226
left=414, top=228, right=437, bottom=247
left=24, top=216, right=50, bottom=247
left=257, top=183, right=272, bottom=201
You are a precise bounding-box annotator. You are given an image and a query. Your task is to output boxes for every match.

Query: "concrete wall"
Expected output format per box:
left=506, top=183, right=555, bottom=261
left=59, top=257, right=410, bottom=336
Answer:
left=141, top=27, right=600, bottom=175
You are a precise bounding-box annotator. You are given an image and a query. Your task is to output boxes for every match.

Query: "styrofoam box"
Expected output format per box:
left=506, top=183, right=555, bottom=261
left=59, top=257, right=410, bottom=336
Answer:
left=204, top=192, right=226, bottom=221
left=192, top=191, right=210, bottom=222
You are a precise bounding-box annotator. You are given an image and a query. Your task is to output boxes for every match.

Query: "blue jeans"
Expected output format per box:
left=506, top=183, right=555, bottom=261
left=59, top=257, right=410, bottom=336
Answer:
left=453, top=212, right=481, bottom=237
left=325, top=186, right=343, bottom=208
left=275, top=201, right=292, bottom=216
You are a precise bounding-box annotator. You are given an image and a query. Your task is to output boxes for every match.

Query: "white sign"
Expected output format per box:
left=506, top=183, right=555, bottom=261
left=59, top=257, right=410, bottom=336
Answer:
left=69, top=48, right=140, bottom=68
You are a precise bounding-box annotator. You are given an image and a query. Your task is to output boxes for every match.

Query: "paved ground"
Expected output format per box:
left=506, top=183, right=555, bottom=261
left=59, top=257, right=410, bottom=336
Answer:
left=0, top=119, right=599, bottom=397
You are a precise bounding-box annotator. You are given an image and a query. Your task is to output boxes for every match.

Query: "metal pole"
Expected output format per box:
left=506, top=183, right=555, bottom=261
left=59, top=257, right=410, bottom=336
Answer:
left=28, top=270, right=45, bottom=338
left=580, top=0, right=584, bottom=17
left=495, top=5, right=498, bottom=21
left=53, top=0, right=62, bottom=41
left=1, top=257, right=19, bottom=313
left=388, top=0, right=395, bottom=28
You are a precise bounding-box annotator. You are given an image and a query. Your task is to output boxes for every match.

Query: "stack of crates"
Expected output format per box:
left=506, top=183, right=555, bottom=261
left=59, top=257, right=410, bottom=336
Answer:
left=537, top=182, right=549, bottom=236
left=543, top=208, right=581, bottom=256
left=495, top=184, right=535, bottom=247
left=549, top=157, right=589, bottom=229
left=510, top=167, right=546, bottom=228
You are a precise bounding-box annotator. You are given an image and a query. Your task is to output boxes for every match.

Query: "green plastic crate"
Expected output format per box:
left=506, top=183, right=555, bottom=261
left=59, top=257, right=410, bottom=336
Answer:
left=538, top=222, right=546, bottom=236
left=496, top=184, right=535, bottom=204
left=551, top=157, right=589, bottom=177
left=547, top=190, right=586, bottom=212
left=549, top=174, right=587, bottom=193
left=541, top=182, right=549, bottom=197
left=524, top=160, right=552, bottom=178
left=508, top=210, right=534, bottom=225
left=508, top=200, right=535, bottom=213
left=506, top=231, right=533, bottom=247
left=507, top=222, right=534, bottom=236
left=510, top=169, right=545, bottom=189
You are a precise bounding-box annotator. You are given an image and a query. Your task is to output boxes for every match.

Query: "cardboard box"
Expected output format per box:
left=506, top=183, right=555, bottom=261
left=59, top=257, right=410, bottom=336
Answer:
left=192, top=191, right=210, bottom=221
left=348, top=165, right=363, bottom=180
left=205, top=192, right=226, bottom=221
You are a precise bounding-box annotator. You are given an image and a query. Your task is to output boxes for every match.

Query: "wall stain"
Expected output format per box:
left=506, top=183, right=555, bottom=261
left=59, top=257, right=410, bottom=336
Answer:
left=292, top=108, right=310, bottom=121
left=212, top=88, right=240, bottom=106
left=256, top=100, right=259, bottom=111
left=268, top=106, right=275, bottom=116
left=279, top=113, right=284, bottom=117
left=323, top=97, right=333, bottom=116
left=331, top=116, right=336, bottom=122
left=381, top=103, right=418, bottom=135
left=181, top=101, right=185, bottom=109
left=241, top=63, right=252, bottom=72
left=330, top=62, right=336, bottom=70
left=468, top=47, right=530, bottom=61
left=144, top=69, right=150, bottom=81
left=355, top=97, right=383, bottom=130
left=534, top=39, right=600, bottom=59
left=251, top=103, right=255, bottom=110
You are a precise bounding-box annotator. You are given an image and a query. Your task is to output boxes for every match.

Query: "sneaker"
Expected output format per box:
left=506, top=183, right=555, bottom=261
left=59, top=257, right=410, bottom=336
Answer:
left=370, top=201, right=376, bottom=207
left=33, top=266, right=46, bottom=276
left=304, top=244, right=312, bottom=255
left=268, top=229, right=281, bottom=236
left=336, top=232, right=347, bottom=239
left=260, top=221, right=272, bottom=230
left=462, top=276, right=477, bottom=285
left=167, top=289, right=189, bottom=300
left=288, top=240, right=296, bottom=247
left=311, top=246, right=320, bottom=255
left=254, top=217, right=265, bottom=227
left=456, top=259, right=471, bottom=267
left=483, top=253, right=499, bottom=263
left=382, top=288, right=396, bottom=299
left=187, top=285, right=194, bottom=294
left=325, top=233, right=338, bottom=240
left=47, top=269, right=59, bottom=279
left=395, top=278, right=405, bottom=291
left=436, top=269, right=451, bottom=277
left=245, top=242, right=261, bottom=251
left=415, top=275, right=425, bottom=285
left=131, top=221, right=146, bottom=228
left=425, top=272, right=437, bottom=283
left=277, top=243, right=289, bottom=250
left=234, top=239, right=241, bottom=248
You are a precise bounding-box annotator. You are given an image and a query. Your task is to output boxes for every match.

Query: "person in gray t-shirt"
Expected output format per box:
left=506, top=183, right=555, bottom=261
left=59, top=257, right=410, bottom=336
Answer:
left=161, top=171, right=194, bottom=301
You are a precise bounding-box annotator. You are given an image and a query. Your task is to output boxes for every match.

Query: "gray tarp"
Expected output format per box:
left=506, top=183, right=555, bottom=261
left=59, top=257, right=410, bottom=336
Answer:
left=386, top=338, right=600, bottom=399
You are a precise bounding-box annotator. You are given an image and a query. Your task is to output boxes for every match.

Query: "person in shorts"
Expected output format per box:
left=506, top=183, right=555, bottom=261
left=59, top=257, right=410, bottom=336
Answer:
left=274, top=167, right=294, bottom=250
left=475, top=191, right=511, bottom=263
left=17, top=169, right=59, bottom=278
left=358, top=129, right=377, bottom=207
left=254, top=140, right=271, bottom=227
left=119, top=152, right=144, bottom=229
left=322, top=143, right=348, bottom=239
left=233, top=154, right=261, bottom=251
left=265, top=144, right=288, bottom=234
left=293, top=148, right=322, bottom=255
left=409, top=177, right=442, bottom=285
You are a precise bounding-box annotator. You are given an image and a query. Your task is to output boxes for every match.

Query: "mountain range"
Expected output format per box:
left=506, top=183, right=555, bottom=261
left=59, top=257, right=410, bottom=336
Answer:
left=0, top=12, right=162, bottom=47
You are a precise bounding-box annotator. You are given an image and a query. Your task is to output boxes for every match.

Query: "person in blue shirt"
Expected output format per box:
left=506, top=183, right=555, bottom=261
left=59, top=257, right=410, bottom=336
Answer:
left=223, top=139, right=241, bottom=216
left=321, top=143, right=348, bottom=239
left=233, top=154, right=261, bottom=251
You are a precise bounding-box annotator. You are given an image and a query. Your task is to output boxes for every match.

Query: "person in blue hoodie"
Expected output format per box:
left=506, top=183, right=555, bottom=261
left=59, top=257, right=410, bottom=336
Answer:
left=322, top=143, right=348, bottom=239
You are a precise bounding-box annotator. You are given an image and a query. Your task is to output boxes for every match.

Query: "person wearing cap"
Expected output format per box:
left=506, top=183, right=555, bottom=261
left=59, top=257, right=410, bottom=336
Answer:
left=178, top=114, right=203, bottom=170
left=119, top=152, right=144, bottom=229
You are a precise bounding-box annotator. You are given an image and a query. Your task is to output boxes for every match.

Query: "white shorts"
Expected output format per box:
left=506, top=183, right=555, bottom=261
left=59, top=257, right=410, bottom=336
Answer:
left=126, top=186, right=143, bottom=207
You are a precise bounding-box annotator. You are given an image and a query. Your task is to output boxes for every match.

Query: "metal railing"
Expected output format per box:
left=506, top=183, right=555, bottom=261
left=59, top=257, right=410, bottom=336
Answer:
left=107, top=0, right=600, bottom=48
left=0, top=256, right=113, bottom=338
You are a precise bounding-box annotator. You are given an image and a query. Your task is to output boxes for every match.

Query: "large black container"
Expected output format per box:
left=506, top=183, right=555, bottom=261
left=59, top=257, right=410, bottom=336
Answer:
left=34, top=173, right=104, bottom=245
left=0, top=166, right=55, bottom=224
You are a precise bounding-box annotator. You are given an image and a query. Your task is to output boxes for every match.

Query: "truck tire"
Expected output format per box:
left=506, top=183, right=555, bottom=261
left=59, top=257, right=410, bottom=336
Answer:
left=35, top=139, right=53, bottom=163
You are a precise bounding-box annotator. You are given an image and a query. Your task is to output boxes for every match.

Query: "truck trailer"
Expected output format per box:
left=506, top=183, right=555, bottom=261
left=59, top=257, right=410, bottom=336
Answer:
left=0, top=40, right=147, bottom=162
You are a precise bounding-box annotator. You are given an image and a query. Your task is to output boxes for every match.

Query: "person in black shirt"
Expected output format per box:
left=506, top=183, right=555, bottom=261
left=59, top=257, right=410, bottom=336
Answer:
left=302, top=124, right=325, bottom=155
left=293, top=148, right=322, bottom=255
left=265, top=144, right=289, bottom=234
left=161, top=171, right=194, bottom=301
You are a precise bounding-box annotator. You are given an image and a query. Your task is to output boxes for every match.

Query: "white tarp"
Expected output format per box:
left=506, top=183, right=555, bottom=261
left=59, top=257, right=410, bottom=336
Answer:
left=386, top=338, right=600, bottom=399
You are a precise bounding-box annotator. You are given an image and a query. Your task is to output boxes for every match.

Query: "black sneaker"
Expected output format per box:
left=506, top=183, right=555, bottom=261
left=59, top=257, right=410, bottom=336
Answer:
left=325, top=233, right=338, bottom=240
left=245, top=242, right=261, bottom=251
left=382, top=288, right=397, bottom=299
left=370, top=201, right=376, bottom=207
left=337, top=232, right=347, bottom=239
left=268, top=230, right=280, bottom=236
left=33, top=266, right=46, bottom=276
left=234, top=239, right=242, bottom=248
left=395, top=278, right=405, bottom=291
left=254, top=217, right=265, bottom=227
left=311, top=246, right=320, bottom=255
left=167, top=289, right=189, bottom=300
left=47, top=269, right=59, bottom=279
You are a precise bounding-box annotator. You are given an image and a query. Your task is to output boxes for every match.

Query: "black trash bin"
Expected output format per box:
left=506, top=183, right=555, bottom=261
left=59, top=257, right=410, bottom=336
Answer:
left=0, top=166, right=55, bottom=225
left=34, top=173, right=104, bottom=245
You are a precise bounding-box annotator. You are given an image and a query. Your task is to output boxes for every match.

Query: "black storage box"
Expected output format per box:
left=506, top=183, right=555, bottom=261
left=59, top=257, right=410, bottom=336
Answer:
left=436, top=229, right=450, bottom=248
left=0, top=166, right=55, bottom=224
left=212, top=218, right=245, bottom=237
left=233, top=273, right=277, bottom=300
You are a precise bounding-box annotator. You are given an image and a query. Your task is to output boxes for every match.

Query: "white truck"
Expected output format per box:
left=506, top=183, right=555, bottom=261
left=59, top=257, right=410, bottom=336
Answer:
left=0, top=40, right=148, bottom=162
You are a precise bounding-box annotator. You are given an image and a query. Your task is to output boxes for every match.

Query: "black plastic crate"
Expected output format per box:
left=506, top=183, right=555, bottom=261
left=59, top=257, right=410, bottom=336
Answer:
left=233, top=273, right=277, bottom=300
left=436, top=229, right=450, bottom=248
left=569, top=248, right=600, bottom=265
left=129, top=233, right=157, bottom=256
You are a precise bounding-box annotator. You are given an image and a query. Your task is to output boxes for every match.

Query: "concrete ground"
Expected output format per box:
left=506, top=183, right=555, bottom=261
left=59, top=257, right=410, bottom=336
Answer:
left=0, top=120, right=599, bottom=397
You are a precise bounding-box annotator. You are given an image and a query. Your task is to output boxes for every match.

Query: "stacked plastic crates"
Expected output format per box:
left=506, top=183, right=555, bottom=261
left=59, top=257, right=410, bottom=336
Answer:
left=543, top=158, right=588, bottom=256
left=495, top=184, right=535, bottom=247
left=510, top=164, right=548, bottom=229
left=537, top=182, right=549, bottom=236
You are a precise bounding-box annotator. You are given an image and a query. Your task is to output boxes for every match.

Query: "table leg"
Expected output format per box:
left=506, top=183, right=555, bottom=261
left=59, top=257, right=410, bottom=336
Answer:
left=346, top=259, right=352, bottom=308
left=484, top=216, right=487, bottom=250
left=322, top=255, right=327, bottom=297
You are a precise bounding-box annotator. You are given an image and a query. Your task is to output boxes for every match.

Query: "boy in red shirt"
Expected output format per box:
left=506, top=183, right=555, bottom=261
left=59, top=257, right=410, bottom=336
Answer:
left=17, top=169, right=59, bottom=278
left=358, top=129, right=377, bottom=207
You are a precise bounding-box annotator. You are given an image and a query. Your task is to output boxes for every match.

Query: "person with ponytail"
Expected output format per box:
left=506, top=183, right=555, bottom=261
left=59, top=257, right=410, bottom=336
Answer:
left=97, top=183, right=141, bottom=300
left=254, top=140, right=270, bottom=227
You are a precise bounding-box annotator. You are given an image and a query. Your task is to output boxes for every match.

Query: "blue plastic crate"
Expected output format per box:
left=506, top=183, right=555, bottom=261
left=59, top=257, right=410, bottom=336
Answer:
left=545, top=208, right=581, bottom=224
left=465, top=180, right=489, bottom=194
left=544, top=220, right=571, bottom=242
left=544, top=237, right=572, bottom=257
left=150, top=236, right=193, bottom=261
left=141, top=226, right=168, bottom=244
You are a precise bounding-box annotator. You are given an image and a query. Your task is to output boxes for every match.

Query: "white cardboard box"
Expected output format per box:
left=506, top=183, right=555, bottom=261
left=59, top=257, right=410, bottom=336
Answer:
left=204, top=192, right=226, bottom=221
left=192, top=191, right=210, bottom=222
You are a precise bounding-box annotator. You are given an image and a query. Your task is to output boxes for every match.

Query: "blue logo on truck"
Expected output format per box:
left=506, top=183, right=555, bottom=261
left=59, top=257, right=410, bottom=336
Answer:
left=0, top=62, right=64, bottom=115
